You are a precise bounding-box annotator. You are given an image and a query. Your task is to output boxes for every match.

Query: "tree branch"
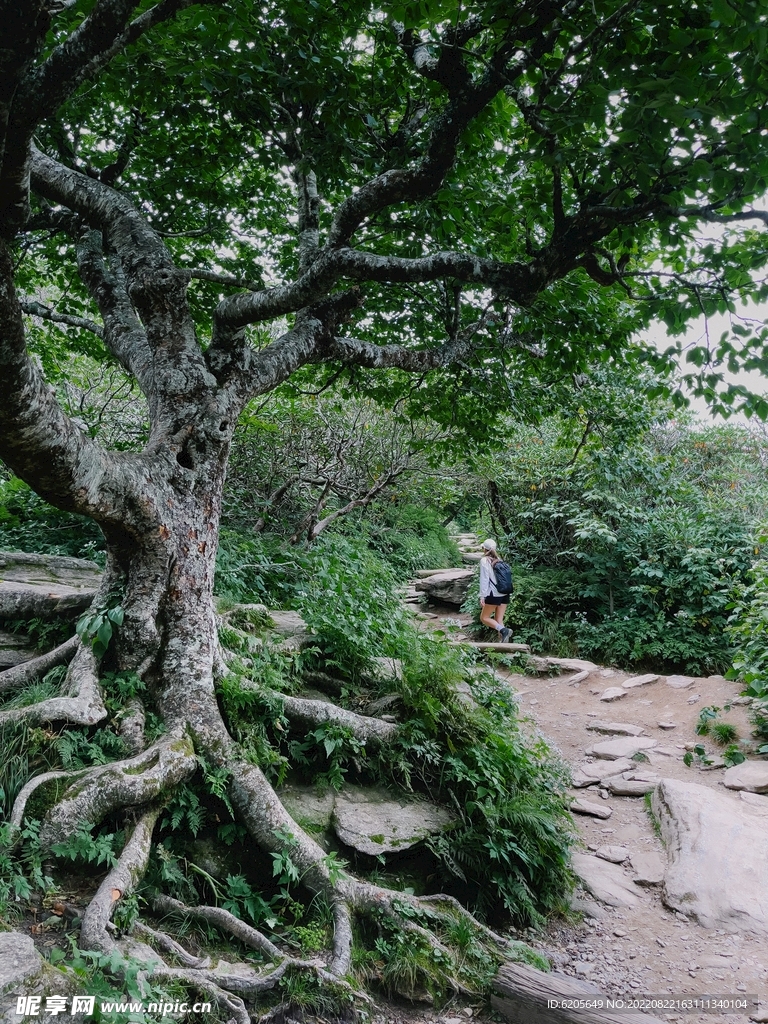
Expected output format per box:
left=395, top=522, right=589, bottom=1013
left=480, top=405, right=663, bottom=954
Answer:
left=19, top=299, right=104, bottom=338
left=74, top=227, right=154, bottom=390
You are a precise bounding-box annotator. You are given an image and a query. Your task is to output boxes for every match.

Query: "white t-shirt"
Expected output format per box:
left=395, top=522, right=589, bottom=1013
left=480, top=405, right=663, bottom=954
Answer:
left=479, top=555, right=502, bottom=598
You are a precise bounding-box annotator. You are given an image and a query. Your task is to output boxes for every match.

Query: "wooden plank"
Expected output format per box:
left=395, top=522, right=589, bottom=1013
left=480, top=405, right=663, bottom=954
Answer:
left=492, top=963, right=666, bottom=1024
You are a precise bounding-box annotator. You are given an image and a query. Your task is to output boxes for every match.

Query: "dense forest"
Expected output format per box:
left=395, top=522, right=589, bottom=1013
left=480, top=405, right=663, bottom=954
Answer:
left=3, top=0, right=768, bottom=1020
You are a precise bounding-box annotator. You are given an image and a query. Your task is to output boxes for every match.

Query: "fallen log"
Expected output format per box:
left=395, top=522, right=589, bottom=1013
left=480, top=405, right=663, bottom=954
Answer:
left=449, top=641, right=531, bottom=653
left=492, top=962, right=666, bottom=1024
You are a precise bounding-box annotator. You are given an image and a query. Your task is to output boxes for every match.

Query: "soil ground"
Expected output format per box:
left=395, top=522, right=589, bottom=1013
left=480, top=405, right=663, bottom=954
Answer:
left=412, top=598, right=768, bottom=1024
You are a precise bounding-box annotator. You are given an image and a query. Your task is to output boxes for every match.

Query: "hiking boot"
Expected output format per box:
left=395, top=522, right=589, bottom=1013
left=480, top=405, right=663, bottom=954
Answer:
left=500, top=627, right=512, bottom=643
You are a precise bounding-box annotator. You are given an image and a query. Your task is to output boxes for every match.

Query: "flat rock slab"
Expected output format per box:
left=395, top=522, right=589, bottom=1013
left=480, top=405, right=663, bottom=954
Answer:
left=414, top=569, right=473, bottom=606
left=586, top=721, right=645, bottom=737
left=332, top=785, right=456, bottom=855
left=570, top=798, right=612, bottom=819
left=572, top=853, right=642, bottom=908
left=723, top=760, right=768, bottom=793
left=595, top=845, right=628, bottom=863
left=571, top=757, right=634, bottom=787
left=599, top=687, right=627, bottom=702
left=278, top=785, right=336, bottom=832
left=0, top=550, right=102, bottom=620
left=607, top=777, right=656, bottom=797
left=630, top=850, right=665, bottom=886
left=622, top=673, right=659, bottom=689
left=665, top=674, right=695, bottom=689
left=548, top=657, right=599, bottom=673
left=651, top=778, right=768, bottom=933
left=587, top=736, right=657, bottom=760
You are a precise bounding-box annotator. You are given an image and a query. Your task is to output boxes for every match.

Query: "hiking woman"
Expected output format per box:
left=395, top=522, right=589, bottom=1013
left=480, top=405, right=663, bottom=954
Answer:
left=479, top=538, right=512, bottom=642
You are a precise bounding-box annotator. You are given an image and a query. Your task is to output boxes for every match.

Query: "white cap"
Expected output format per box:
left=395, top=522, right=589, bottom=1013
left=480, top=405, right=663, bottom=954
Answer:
left=481, top=538, right=497, bottom=552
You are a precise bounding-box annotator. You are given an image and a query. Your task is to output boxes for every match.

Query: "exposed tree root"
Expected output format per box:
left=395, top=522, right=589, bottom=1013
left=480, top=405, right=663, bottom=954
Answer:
left=153, top=894, right=285, bottom=961
left=80, top=806, right=161, bottom=954
left=39, top=734, right=196, bottom=848
left=0, top=642, right=106, bottom=727
left=136, top=961, right=251, bottom=1024
left=9, top=768, right=90, bottom=829
left=132, top=920, right=211, bottom=968
left=151, top=895, right=369, bottom=1007
left=0, top=634, right=79, bottom=694
left=278, top=692, right=398, bottom=745
left=299, top=669, right=344, bottom=695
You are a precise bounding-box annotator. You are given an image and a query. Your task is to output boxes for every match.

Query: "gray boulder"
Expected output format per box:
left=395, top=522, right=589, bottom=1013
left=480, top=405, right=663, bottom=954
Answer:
left=332, top=785, right=456, bottom=855
left=651, top=778, right=768, bottom=933
left=414, top=569, right=473, bottom=606
left=723, top=760, right=768, bottom=794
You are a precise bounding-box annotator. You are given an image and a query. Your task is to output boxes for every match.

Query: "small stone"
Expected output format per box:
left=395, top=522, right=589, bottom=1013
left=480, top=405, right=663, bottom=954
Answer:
left=599, top=789, right=610, bottom=799
left=622, top=673, right=659, bottom=689
left=600, top=687, right=627, bottom=702
left=461, top=1008, right=473, bottom=1017
left=665, top=674, right=694, bottom=689
left=570, top=798, right=612, bottom=819
left=595, top=845, right=629, bottom=863
left=733, top=696, right=754, bottom=706
left=687, top=694, right=701, bottom=704
left=600, top=669, right=617, bottom=677
left=658, top=721, right=677, bottom=729
left=574, top=962, right=595, bottom=976
left=675, top=912, right=689, bottom=922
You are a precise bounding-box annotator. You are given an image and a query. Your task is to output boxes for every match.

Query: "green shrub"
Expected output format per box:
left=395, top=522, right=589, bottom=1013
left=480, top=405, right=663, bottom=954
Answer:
left=0, top=475, right=104, bottom=561
left=727, top=553, right=768, bottom=752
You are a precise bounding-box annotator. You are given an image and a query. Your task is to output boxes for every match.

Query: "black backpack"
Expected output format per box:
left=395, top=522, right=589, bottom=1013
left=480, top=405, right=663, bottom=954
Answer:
left=492, top=558, right=513, bottom=595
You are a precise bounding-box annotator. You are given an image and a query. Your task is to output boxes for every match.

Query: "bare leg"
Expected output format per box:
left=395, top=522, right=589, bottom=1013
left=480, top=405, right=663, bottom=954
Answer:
left=480, top=601, right=502, bottom=632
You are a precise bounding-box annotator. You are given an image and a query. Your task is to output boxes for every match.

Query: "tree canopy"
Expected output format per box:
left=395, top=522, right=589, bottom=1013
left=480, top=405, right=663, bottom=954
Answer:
left=3, top=0, right=768, bottom=1016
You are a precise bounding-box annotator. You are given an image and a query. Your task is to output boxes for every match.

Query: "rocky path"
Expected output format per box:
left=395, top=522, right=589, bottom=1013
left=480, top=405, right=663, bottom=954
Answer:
left=408, top=542, right=768, bottom=1024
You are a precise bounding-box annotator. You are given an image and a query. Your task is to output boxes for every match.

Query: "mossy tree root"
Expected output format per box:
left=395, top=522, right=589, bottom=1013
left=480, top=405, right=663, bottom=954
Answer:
left=39, top=734, right=197, bottom=849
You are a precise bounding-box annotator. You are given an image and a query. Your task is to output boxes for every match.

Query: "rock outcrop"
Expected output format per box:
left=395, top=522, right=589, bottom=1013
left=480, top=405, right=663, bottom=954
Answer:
left=0, top=551, right=102, bottom=621
left=414, top=568, right=473, bottom=606
left=651, top=777, right=768, bottom=933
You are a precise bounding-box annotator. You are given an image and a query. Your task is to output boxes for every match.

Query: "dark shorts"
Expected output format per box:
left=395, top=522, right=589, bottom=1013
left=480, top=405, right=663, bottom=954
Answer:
left=483, top=595, right=509, bottom=606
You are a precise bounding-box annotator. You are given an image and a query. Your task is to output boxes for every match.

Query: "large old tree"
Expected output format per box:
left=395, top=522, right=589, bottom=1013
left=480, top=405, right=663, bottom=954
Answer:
left=3, top=0, right=768, bottom=1016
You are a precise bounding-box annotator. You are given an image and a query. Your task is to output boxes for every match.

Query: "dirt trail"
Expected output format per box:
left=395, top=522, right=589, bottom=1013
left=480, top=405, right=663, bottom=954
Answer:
left=413, top=594, right=768, bottom=1024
